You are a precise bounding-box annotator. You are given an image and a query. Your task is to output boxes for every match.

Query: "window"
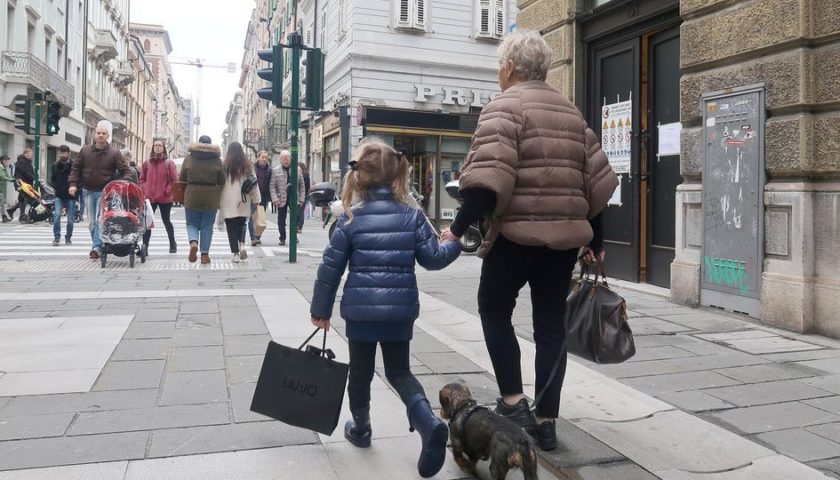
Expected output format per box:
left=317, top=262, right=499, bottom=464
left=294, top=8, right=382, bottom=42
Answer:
left=395, top=0, right=426, bottom=32
left=320, top=10, right=327, bottom=50
left=338, top=0, right=347, bottom=38
left=476, top=0, right=505, bottom=40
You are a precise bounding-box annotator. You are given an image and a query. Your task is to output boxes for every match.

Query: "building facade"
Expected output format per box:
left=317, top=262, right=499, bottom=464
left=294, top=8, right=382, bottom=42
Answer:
left=1, top=0, right=83, bottom=182
left=181, top=98, right=194, bottom=146
left=130, top=23, right=185, bottom=157
left=223, top=90, right=244, bottom=153
left=518, top=0, right=840, bottom=338
left=238, top=5, right=273, bottom=159
left=126, top=34, right=153, bottom=161
left=291, top=0, right=515, bottom=224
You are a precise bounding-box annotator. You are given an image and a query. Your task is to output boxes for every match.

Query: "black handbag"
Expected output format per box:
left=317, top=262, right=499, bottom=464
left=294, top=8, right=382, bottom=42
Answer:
left=565, top=258, right=635, bottom=364
left=250, top=328, right=349, bottom=435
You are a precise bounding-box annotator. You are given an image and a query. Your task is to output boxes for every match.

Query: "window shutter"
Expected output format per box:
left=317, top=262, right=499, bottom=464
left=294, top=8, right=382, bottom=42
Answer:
left=478, top=0, right=491, bottom=36
left=398, top=0, right=410, bottom=25
left=320, top=11, right=327, bottom=48
left=306, top=29, right=313, bottom=46
left=415, top=0, right=425, bottom=28
left=494, top=0, right=505, bottom=37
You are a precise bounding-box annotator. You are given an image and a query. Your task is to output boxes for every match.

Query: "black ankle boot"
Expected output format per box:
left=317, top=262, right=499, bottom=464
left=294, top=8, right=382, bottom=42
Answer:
left=344, top=408, right=372, bottom=448
left=406, top=394, right=448, bottom=478
left=494, top=397, right=537, bottom=438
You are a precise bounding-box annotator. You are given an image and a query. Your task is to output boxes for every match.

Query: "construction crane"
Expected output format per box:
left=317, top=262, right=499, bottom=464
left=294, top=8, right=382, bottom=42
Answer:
left=168, top=58, right=236, bottom=130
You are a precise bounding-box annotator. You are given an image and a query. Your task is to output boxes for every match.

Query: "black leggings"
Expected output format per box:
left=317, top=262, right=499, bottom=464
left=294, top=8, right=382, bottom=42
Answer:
left=477, top=235, right=578, bottom=418
left=142, top=203, right=175, bottom=248
left=347, top=340, right=425, bottom=413
left=224, top=217, right=247, bottom=253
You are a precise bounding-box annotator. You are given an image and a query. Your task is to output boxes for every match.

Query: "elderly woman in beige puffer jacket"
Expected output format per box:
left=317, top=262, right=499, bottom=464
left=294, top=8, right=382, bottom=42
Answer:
left=218, top=142, right=261, bottom=263
left=443, top=31, right=618, bottom=452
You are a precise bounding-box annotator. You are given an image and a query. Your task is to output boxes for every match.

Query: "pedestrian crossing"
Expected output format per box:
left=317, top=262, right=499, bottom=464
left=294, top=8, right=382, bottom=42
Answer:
left=0, top=207, right=329, bottom=261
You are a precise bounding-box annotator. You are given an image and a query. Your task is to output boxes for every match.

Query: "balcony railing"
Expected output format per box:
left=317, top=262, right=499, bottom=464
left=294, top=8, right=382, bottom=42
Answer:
left=0, top=51, right=75, bottom=107
left=108, top=108, right=127, bottom=130
left=94, top=29, right=118, bottom=62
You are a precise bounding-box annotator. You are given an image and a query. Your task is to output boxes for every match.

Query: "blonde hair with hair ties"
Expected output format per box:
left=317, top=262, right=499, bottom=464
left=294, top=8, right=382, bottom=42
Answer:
left=341, top=138, right=413, bottom=223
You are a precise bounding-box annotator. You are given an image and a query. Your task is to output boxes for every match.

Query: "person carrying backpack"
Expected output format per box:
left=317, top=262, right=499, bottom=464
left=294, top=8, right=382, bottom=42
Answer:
left=140, top=139, right=179, bottom=255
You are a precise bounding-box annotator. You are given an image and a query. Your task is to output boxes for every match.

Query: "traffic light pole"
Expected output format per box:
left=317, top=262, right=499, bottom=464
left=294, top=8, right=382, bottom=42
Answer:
left=33, top=94, right=43, bottom=190
left=288, top=32, right=302, bottom=263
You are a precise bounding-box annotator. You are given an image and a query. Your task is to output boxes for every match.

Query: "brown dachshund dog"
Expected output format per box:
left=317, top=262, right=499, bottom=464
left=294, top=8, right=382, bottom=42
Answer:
left=439, top=383, right=538, bottom=480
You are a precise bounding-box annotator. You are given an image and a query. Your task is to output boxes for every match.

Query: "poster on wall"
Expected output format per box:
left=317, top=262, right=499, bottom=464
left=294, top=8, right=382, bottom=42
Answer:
left=601, top=98, right=632, bottom=174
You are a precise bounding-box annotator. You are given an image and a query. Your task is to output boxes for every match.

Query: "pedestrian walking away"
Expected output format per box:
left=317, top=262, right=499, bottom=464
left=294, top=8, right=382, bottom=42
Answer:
left=441, top=31, right=619, bottom=452
left=68, top=120, right=131, bottom=259
left=310, top=137, right=461, bottom=478
left=248, top=150, right=272, bottom=246
left=180, top=135, right=225, bottom=265
left=140, top=139, right=179, bottom=255
left=268, top=149, right=304, bottom=245
left=0, top=155, right=13, bottom=223
left=9, top=148, right=35, bottom=221
left=51, top=145, right=76, bottom=245
left=121, top=149, right=141, bottom=184
left=219, top=142, right=261, bottom=263
left=297, top=161, right=311, bottom=234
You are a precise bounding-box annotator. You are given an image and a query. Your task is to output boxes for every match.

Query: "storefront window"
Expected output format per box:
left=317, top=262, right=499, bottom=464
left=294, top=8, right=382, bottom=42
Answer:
left=324, top=134, right=341, bottom=186
left=439, top=138, right=470, bottom=226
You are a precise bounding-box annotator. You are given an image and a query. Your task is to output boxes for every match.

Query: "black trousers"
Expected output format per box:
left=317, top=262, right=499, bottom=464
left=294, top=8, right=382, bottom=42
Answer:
left=276, top=204, right=288, bottom=241
left=224, top=217, right=247, bottom=253
left=477, top=235, right=578, bottom=418
left=347, top=340, right=425, bottom=413
left=142, top=203, right=175, bottom=249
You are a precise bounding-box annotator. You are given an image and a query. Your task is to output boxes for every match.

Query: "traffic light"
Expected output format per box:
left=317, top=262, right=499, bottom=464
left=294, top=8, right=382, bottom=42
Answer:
left=302, top=49, right=324, bottom=111
left=46, top=101, right=61, bottom=136
left=13, top=98, right=30, bottom=133
left=257, top=45, right=283, bottom=107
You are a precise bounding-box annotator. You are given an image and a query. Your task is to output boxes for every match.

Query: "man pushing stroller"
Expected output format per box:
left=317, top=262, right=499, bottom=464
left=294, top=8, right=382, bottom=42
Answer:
left=68, top=121, right=132, bottom=259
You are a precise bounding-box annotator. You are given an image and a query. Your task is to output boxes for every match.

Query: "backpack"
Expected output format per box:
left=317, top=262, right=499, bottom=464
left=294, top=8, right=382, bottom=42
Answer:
left=241, top=174, right=258, bottom=203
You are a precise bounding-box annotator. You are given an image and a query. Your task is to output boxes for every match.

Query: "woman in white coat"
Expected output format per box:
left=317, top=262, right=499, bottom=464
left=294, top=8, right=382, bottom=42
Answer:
left=218, top=142, right=261, bottom=262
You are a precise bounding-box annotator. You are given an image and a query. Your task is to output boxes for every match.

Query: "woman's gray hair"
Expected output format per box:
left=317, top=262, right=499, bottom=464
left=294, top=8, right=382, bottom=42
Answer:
left=498, top=31, right=553, bottom=81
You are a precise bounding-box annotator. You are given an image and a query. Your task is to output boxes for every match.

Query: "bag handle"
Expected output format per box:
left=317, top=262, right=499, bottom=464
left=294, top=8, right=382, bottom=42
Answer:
left=298, top=328, right=335, bottom=360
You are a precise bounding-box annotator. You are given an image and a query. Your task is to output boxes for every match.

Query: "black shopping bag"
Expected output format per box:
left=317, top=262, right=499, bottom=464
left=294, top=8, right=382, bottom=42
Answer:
left=250, top=328, right=349, bottom=435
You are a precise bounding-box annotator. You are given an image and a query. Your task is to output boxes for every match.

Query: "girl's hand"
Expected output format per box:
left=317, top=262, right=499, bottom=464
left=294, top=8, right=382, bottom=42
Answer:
left=311, top=316, right=330, bottom=331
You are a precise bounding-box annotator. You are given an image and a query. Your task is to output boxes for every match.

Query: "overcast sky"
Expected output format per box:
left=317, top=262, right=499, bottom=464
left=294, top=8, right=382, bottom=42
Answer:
left=131, top=0, right=254, bottom=146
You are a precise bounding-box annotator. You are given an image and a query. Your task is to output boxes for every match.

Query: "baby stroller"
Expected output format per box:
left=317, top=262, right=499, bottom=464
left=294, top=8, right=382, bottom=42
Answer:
left=98, top=180, right=146, bottom=268
left=17, top=181, right=55, bottom=223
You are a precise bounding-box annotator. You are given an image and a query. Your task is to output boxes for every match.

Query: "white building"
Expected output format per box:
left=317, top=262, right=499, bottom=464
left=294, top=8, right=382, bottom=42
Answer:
left=1, top=0, right=85, bottom=179
left=182, top=98, right=194, bottom=145
left=297, top=0, right=514, bottom=223
left=84, top=0, right=135, bottom=150
left=223, top=90, right=244, bottom=154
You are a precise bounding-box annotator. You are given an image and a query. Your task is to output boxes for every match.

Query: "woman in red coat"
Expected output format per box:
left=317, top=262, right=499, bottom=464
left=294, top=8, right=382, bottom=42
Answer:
left=140, top=140, right=179, bottom=255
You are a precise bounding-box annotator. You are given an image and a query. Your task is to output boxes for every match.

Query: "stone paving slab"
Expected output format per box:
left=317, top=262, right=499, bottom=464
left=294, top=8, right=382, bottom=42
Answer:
left=93, top=360, right=166, bottom=391
left=0, top=461, right=128, bottom=480
left=170, top=327, right=223, bottom=347
left=133, top=308, right=178, bottom=322
left=656, top=454, right=831, bottom=479
left=412, top=352, right=484, bottom=374
left=808, top=457, right=840, bottom=479
left=540, top=417, right=625, bottom=468
left=229, top=382, right=270, bottom=423
left=222, top=334, right=272, bottom=356
left=166, top=346, right=224, bottom=372
left=625, top=345, right=698, bottom=363
left=653, top=390, right=736, bottom=412
left=225, top=355, right=263, bottom=384
left=800, top=359, right=840, bottom=375
left=557, top=461, right=659, bottom=480
left=179, top=301, right=219, bottom=315
left=0, top=431, right=148, bottom=471
left=755, top=428, right=840, bottom=462
left=111, top=339, right=172, bottom=361
left=623, top=371, right=742, bottom=393
left=324, top=436, right=471, bottom=480
left=805, top=396, right=840, bottom=415
left=0, top=389, right=159, bottom=416
left=595, top=352, right=770, bottom=379
left=68, top=403, right=230, bottom=435
left=808, top=422, right=840, bottom=443
left=0, top=412, right=75, bottom=441
left=627, top=317, right=694, bottom=336
left=801, top=376, right=840, bottom=395
left=714, top=363, right=825, bottom=383
left=123, top=322, right=176, bottom=340
left=657, top=313, right=749, bottom=333
left=707, top=402, right=840, bottom=434
left=0, top=369, right=102, bottom=397
left=147, top=421, right=318, bottom=458
left=159, top=370, right=228, bottom=406
left=703, top=380, right=836, bottom=407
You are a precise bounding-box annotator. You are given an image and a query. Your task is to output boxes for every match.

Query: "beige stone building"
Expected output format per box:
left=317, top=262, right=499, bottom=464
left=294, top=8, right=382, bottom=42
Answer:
left=518, top=0, right=840, bottom=338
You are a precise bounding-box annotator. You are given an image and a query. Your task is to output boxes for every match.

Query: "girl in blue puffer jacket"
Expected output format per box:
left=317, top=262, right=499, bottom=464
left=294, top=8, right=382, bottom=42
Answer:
left=310, top=138, right=461, bottom=478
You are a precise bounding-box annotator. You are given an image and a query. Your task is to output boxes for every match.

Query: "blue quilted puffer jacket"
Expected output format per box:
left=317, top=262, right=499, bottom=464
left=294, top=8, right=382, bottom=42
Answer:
left=310, top=185, right=461, bottom=342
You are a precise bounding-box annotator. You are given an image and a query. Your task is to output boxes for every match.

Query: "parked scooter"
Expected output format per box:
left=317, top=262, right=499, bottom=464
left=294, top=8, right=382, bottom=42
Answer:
left=309, top=180, right=482, bottom=253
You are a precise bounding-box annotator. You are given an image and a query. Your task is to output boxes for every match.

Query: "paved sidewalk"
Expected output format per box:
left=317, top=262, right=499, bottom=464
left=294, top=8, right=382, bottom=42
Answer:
left=0, top=219, right=837, bottom=478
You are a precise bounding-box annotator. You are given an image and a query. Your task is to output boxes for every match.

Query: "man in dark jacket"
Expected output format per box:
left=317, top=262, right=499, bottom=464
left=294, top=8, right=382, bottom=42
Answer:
left=68, top=123, right=130, bottom=258
left=51, top=145, right=76, bottom=246
left=248, top=150, right=272, bottom=245
left=9, top=148, right=34, bottom=221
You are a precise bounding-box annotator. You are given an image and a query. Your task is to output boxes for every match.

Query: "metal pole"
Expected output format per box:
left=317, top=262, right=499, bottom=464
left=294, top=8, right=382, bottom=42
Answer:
left=289, top=31, right=301, bottom=263
left=33, top=94, right=43, bottom=191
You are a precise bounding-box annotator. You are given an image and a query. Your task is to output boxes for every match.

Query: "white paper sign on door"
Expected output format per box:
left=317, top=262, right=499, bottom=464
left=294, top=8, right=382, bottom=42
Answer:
left=607, top=180, right=622, bottom=207
left=658, top=122, right=682, bottom=157
left=601, top=100, right=632, bottom=174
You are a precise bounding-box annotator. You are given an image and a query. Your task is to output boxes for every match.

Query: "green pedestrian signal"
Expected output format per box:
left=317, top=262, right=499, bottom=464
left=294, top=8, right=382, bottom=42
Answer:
left=257, top=45, right=283, bottom=107
left=13, top=98, right=30, bottom=133
left=46, top=101, right=61, bottom=136
left=302, top=49, right=324, bottom=111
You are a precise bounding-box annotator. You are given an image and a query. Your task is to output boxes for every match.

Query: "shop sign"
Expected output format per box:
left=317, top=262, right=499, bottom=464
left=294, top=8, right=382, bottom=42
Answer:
left=414, top=84, right=498, bottom=108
